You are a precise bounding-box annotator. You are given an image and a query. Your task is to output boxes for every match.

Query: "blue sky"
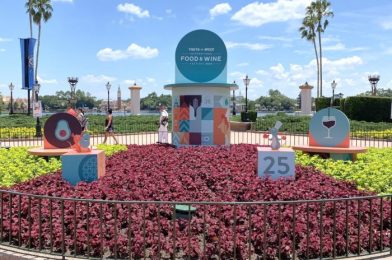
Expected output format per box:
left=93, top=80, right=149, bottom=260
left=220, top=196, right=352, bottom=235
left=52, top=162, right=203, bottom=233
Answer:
left=0, top=0, right=392, bottom=100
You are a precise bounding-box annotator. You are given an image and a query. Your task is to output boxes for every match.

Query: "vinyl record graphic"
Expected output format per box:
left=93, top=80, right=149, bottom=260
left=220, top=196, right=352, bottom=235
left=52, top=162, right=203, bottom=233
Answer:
left=44, top=113, right=82, bottom=148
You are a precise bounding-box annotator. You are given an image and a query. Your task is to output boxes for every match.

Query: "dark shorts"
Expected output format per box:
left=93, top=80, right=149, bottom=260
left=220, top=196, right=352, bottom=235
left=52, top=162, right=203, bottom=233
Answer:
left=106, top=126, right=114, bottom=132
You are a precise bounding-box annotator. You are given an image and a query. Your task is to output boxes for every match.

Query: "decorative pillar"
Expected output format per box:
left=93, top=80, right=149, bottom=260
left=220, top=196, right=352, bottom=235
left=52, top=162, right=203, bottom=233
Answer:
left=129, top=83, right=142, bottom=115
left=299, top=82, right=313, bottom=115
left=117, top=86, right=122, bottom=110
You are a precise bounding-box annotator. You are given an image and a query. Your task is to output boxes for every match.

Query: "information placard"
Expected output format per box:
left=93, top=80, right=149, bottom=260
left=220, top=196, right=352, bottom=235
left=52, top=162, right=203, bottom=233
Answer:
left=257, top=147, right=295, bottom=180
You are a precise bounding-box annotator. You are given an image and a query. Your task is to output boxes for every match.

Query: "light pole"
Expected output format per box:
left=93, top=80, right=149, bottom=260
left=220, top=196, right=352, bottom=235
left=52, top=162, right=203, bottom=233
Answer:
left=368, top=75, right=380, bottom=96
left=232, top=80, right=236, bottom=116
left=34, top=81, right=42, bottom=137
left=106, top=81, right=111, bottom=111
left=9, top=83, right=14, bottom=114
left=331, top=80, right=337, bottom=107
left=68, top=77, right=78, bottom=106
left=243, top=75, right=251, bottom=121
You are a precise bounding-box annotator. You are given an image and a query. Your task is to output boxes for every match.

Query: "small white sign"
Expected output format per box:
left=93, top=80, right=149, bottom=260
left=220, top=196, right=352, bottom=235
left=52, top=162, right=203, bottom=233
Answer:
left=33, top=101, right=42, bottom=118
left=257, top=147, right=295, bottom=180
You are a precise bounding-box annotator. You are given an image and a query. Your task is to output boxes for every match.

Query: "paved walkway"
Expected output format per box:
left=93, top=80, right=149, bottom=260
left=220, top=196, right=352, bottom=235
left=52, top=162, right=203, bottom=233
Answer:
left=1, top=132, right=391, bottom=148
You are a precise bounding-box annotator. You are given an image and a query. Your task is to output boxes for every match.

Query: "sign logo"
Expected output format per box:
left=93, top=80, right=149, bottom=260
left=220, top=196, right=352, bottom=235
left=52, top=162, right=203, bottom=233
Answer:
left=175, top=29, right=227, bottom=83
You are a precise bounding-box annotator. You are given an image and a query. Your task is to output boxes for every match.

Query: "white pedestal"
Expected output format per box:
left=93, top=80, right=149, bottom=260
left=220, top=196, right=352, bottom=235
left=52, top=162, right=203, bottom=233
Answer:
left=257, top=147, right=295, bottom=180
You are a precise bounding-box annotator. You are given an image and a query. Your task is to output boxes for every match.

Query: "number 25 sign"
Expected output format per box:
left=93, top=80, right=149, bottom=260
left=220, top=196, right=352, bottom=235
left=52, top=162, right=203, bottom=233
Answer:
left=257, top=147, right=295, bottom=180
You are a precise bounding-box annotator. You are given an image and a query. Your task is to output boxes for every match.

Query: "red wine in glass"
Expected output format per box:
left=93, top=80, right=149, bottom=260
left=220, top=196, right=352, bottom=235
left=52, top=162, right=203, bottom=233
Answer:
left=322, top=116, right=336, bottom=138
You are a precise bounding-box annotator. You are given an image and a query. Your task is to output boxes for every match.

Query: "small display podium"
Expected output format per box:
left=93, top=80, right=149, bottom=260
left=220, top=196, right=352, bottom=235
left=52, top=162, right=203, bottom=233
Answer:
left=257, top=147, right=295, bottom=180
left=61, top=150, right=105, bottom=186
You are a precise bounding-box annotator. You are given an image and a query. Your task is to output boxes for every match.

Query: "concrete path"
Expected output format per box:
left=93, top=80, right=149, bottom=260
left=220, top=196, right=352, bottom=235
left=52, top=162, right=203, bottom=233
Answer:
left=1, top=131, right=391, bottom=148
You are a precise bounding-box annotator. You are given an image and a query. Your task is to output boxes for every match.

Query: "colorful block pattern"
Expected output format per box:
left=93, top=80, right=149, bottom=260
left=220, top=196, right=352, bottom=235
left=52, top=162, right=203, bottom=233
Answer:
left=172, top=95, right=230, bottom=146
left=61, top=150, right=105, bottom=186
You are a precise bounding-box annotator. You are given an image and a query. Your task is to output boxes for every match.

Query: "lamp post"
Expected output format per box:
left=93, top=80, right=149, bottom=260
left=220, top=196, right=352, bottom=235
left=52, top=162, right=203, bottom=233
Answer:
left=368, top=74, right=380, bottom=96
left=8, top=83, right=14, bottom=114
left=232, top=80, right=236, bottom=116
left=243, top=75, right=251, bottom=121
left=106, top=81, right=111, bottom=111
left=68, top=77, right=78, bottom=106
left=34, top=81, right=42, bottom=137
left=331, top=80, right=337, bottom=107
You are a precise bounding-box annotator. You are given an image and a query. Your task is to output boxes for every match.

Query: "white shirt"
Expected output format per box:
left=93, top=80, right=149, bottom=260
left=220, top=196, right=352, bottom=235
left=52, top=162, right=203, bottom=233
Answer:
left=159, top=110, right=169, bottom=131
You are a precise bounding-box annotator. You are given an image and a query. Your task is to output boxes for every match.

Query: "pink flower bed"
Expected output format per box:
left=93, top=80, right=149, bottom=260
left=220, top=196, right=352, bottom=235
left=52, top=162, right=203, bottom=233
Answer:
left=1, top=144, right=390, bottom=259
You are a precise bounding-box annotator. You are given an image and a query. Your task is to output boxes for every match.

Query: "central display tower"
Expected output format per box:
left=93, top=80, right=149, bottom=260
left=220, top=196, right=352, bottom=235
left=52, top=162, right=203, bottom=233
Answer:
left=165, top=29, right=238, bottom=146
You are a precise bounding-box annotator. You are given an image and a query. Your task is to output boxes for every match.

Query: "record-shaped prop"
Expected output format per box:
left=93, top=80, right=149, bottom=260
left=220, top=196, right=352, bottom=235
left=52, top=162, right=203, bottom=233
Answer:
left=44, top=113, right=82, bottom=148
left=309, top=107, right=350, bottom=148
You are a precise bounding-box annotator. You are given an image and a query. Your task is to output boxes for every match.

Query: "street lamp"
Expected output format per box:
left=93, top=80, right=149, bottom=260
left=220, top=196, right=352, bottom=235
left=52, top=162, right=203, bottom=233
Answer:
left=68, top=77, right=78, bottom=105
left=243, top=75, right=251, bottom=121
left=34, top=81, right=42, bottom=137
left=331, top=80, right=337, bottom=107
left=368, top=74, right=380, bottom=96
left=106, top=81, right=111, bottom=111
left=232, top=80, right=236, bottom=116
left=8, top=82, right=14, bottom=114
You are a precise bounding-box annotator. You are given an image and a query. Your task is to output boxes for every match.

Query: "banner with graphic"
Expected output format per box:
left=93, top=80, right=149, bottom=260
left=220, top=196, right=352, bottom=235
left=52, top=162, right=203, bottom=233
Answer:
left=20, top=38, right=36, bottom=90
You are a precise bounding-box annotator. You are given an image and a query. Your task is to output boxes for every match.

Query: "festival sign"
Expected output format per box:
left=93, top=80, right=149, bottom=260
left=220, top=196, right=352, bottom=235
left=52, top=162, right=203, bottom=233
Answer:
left=309, top=107, right=350, bottom=148
left=175, top=29, right=227, bottom=83
left=43, top=113, right=82, bottom=149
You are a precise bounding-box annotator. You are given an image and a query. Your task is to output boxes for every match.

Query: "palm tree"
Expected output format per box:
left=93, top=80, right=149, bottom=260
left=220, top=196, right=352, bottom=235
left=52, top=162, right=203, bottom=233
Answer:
left=299, top=14, right=320, bottom=97
left=28, top=0, right=53, bottom=82
left=25, top=0, right=33, bottom=38
left=307, top=0, right=333, bottom=97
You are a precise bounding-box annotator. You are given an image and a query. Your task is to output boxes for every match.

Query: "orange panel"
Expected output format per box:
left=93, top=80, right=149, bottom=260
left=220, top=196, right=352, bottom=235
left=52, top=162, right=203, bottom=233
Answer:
left=214, top=108, right=229, bottom=145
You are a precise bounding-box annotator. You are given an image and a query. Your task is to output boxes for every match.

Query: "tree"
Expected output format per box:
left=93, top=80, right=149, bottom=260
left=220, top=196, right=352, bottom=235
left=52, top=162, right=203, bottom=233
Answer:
left=25, top=0, right=34, bottom=38
left=358, top=88, right=392, bottom=97
left=306, top=0, right=333, bottom=97
left=299, top=14, right=320, bottom=97
left=28, top=0, right=53, bottom=82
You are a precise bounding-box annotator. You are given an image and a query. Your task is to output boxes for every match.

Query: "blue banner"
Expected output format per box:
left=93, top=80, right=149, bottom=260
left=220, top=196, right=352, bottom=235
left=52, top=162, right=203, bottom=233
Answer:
left=20, top=38, right=36, bottom=90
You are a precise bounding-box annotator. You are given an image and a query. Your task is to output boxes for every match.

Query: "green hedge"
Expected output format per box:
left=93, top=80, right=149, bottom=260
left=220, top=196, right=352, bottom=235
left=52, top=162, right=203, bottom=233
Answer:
left=315, top=97, right=340, bottom=111
left=241, top=111, right=257, bottom=122
left=343, top=96, right=392, bottom=122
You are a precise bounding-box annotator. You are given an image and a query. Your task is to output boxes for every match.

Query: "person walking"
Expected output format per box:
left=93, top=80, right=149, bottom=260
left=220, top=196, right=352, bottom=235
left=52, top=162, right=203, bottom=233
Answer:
left=103, top=109, right=118, bottom=144
left=77, top=108, right=88, bottom=131
left=158, top=105, right=169, bottom=143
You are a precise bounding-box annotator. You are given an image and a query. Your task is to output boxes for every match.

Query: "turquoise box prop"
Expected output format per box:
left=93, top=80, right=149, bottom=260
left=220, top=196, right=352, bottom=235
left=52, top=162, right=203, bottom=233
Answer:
left=257, top=147, right=295, bottom=180
left=61, top=150, right=105, bottom=186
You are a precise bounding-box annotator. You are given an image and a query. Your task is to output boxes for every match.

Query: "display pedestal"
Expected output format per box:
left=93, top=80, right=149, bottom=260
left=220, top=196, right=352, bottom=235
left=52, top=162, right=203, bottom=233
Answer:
left=61, top=150, right=105, bottom=186
left=257, top=147, right=295, bottom=180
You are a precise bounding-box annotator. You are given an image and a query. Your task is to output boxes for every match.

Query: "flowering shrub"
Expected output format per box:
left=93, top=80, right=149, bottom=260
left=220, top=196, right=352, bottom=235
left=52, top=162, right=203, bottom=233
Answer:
left=0, top=127, right=37, bottom=138
left=0, top=145, right=127, bottom=187
left=296, top=148, right=392, bottom=194
left=0, top=144, right=390, bottom=259
left=352, top=129, right=392, bottom=140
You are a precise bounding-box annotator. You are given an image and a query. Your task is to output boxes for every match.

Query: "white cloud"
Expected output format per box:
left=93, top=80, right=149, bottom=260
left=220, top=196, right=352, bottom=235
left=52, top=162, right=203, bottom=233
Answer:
left=210, top=3, right=232, bottom=18
left=237, top=62, right=249, bottom=67
left=324, top=43, right=346, bottom=51
left=251, top=56, right=365, bottom=98
left=97, top=43, right=159, bottom=61
left=226, top=41, right=271, bottom=51
left=0, top=48, right=5, bottom=52
left=380, top=19, right=392, bottom=30
left=229, top=71, right=245, bottom=78
left=37, top=76, right=58, bottom=84
left=386, top=48, right=392, bottom=55
left=81, top=74, right=117, bottom=84
left=231, top=0, right=311, bottom=27
left=117, top=3, right=150, bottom=18
left=0, top=38, right=11, bottom=42
left=258, top=35, right=292, bottom=42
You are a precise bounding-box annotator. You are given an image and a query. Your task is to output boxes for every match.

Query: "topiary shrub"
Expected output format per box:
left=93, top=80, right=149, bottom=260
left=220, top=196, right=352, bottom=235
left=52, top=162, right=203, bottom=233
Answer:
left=241, top=111, right=257, bottom=122
left=339, top=98, right=345, bottom=112
left=343, top=96, right=392, bottom=122
left=315, top=97, right=340, bottom=111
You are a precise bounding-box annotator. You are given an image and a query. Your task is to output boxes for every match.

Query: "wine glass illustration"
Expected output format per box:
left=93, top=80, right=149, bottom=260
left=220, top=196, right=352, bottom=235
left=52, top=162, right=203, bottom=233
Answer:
left=322, top=115, right=336, bottom=139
